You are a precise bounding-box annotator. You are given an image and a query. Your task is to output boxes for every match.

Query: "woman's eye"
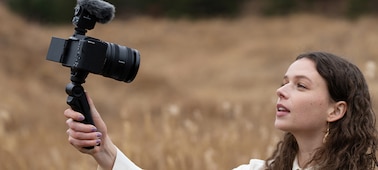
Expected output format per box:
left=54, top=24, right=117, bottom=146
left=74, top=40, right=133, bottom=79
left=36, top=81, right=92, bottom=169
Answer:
left=297, top=83, right=307, bottom=89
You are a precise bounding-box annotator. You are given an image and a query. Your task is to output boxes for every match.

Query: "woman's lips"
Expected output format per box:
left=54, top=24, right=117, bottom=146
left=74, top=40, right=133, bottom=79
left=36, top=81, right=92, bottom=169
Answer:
left=276, top=104, right=290, bottom=117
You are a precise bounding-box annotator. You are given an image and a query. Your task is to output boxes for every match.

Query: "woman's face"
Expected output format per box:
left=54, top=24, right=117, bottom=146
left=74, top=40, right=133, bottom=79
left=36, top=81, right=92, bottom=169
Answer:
left=275, top=58, right=335, bottom=136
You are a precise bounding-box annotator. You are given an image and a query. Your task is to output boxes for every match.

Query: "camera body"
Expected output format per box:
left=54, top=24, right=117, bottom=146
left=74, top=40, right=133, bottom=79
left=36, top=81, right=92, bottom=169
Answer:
left=47, top=35, right=107, bottom=75
left=46, top=4, right=140, bottom=83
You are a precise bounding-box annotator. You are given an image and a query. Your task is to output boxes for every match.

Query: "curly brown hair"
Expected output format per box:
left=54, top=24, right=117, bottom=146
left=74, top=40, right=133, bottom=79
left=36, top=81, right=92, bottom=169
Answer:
left=265, top=52, right=378, bottom=169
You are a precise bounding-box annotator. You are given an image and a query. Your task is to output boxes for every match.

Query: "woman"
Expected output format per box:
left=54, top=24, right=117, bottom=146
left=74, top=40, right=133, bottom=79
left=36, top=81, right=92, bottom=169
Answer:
left=64, top=52, right=378, bottom=170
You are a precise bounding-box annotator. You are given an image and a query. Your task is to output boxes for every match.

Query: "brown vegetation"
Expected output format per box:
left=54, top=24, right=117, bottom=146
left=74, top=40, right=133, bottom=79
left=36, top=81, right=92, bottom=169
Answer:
left=0, top=3, right=377, bottom=170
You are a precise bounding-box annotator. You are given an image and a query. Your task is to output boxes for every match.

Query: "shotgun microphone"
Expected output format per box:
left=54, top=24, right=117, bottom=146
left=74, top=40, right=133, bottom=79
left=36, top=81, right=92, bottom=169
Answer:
left=76, top=0, right=115, bottom=24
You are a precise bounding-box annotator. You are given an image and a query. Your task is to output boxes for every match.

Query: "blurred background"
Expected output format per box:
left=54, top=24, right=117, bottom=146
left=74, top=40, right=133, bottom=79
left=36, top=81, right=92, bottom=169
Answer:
left=1, top=0, right=378, bottom=169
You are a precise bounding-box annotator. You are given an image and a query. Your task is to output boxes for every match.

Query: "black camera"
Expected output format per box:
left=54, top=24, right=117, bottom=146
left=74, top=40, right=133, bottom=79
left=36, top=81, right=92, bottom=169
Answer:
left=45, top=1, right=140, bottom=149
left=46, top=4, right=140, bottom=83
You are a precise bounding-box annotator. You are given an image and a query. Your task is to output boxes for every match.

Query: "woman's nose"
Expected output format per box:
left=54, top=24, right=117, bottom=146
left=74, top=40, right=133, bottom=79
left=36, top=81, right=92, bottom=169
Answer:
left=276, top=85, right=287, bottom=99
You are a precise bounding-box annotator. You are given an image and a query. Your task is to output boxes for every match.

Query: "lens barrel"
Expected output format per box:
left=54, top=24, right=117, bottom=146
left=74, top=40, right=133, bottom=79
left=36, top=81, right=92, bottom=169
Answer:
left=102, top=43, right=140, bottom=83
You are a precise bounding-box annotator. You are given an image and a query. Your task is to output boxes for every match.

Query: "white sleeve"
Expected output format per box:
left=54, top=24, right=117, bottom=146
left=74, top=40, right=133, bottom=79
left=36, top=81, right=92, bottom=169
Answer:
left=111, top=147, right=142, bottom=170
left=232, top=159, right=266, bottom=170
left=97, top=147, right=142, bottom=170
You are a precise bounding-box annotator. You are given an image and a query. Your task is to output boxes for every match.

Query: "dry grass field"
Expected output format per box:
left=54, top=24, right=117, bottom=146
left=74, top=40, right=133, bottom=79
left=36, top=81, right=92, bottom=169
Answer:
left=1, top=2, right=378, bottom=170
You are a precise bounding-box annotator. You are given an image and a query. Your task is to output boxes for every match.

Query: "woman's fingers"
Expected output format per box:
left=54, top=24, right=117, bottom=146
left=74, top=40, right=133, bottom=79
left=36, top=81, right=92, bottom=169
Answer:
left=66, top=119, right=103, bottom=149
left=66, top=128, right=102, bottom=140
left=65, top=117, right=103, bottom=148
left=67, top=134, right=101, bottom=149
left=64, top=108, right=85, bottom=121
left=66, top=118, right=97, bottom=132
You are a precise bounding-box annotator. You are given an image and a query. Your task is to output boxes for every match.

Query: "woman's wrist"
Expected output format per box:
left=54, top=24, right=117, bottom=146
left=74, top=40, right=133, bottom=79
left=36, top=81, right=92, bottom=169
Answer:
left=93, top=135, right=117, bottom=170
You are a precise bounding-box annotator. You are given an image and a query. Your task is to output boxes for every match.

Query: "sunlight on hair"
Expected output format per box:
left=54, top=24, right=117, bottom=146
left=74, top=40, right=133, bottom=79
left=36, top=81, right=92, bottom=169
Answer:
left=0, top=109, right=10, bottom=137
left=365, top=60, right=376, bottom=80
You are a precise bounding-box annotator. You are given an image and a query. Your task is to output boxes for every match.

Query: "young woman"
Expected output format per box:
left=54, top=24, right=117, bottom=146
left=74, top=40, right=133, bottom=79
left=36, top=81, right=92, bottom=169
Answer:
left=64, top=52, right=378, bottom=170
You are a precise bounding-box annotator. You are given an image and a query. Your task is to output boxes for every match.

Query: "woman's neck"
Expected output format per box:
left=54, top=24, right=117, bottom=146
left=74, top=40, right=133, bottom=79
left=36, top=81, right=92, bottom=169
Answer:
left=294, top=132, right=324, bottom=168
left=297, top=150, right=314, bottom=168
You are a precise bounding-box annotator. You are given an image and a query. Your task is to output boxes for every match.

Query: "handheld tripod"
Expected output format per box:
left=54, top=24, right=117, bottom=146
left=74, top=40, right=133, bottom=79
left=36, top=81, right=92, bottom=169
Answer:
left=66, top=69, right=96, bottom=149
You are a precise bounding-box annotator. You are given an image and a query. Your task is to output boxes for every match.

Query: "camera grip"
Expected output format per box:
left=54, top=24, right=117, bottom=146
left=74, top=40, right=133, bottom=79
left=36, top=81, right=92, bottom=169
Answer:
left=66, top=83, right=96, bottom=149
left=67, top=95, right=95, bottom=125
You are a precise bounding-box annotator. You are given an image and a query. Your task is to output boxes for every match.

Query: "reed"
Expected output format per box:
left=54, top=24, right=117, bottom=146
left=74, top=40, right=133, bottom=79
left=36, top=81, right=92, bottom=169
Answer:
left=0, top=4, right=377, bottom=170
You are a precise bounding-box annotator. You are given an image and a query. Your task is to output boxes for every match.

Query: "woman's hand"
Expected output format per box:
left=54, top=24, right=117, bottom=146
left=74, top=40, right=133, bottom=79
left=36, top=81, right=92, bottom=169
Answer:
left=64, top=92, right=117, bottom=170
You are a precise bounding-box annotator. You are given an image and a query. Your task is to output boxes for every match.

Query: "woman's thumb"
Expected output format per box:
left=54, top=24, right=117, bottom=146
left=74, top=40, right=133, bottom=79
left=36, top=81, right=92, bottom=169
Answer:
left=85, top=92, right=107, bottom=132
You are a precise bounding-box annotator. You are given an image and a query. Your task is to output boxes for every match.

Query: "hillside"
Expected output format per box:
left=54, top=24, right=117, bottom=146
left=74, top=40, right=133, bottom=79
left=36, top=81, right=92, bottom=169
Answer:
left=0, top=2, right=378, bottom=170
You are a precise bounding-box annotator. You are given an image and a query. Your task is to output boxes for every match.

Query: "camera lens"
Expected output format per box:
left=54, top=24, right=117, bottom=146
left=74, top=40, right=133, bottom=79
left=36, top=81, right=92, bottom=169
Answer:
left=102, top=42, right=140, bottom=83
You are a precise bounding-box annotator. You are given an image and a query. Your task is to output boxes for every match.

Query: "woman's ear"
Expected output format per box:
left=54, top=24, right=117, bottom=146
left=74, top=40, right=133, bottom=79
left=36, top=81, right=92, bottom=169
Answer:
left=327, top=101, right=347, bottom=122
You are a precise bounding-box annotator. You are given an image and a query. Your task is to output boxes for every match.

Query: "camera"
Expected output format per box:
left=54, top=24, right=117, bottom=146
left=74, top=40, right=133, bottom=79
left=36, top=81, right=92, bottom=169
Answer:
left=45, top=0, right=140, bottom=149
left=46, top=4, right=140, bottom=83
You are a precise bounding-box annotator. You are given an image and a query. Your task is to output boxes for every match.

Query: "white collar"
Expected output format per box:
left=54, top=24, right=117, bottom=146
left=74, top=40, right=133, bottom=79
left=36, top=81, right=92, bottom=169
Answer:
left=293, top=156, right=315, bottom=170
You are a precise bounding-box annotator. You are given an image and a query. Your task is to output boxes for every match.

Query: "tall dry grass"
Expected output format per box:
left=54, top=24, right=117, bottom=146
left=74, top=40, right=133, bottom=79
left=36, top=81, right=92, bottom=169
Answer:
left=0, top=3, right=378, bottom=170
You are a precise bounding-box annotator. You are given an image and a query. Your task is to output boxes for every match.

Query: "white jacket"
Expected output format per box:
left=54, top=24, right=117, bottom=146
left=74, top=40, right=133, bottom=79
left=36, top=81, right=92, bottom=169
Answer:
left=99, top=147, right=314, bottom=170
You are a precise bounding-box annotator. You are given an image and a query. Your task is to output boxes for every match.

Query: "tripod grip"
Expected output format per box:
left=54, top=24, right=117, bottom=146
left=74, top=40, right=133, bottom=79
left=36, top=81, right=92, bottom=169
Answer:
left=67, top=95, right=95, bottom=126
left=66, top=83, right=96, bottom=149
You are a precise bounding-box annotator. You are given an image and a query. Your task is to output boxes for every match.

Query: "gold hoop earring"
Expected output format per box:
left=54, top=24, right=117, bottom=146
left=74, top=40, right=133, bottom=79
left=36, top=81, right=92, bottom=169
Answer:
left=323, top=123, right=330, bottom=144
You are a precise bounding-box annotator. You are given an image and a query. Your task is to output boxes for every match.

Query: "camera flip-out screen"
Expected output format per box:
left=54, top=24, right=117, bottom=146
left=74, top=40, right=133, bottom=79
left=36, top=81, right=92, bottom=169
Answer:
left=46, top=37, right=66, bottom=63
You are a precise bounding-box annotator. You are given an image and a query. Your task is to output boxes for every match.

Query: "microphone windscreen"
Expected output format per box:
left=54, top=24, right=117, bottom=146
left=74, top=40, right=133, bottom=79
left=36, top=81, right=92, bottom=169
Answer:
left=77, top=0, right=115, bottom=23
